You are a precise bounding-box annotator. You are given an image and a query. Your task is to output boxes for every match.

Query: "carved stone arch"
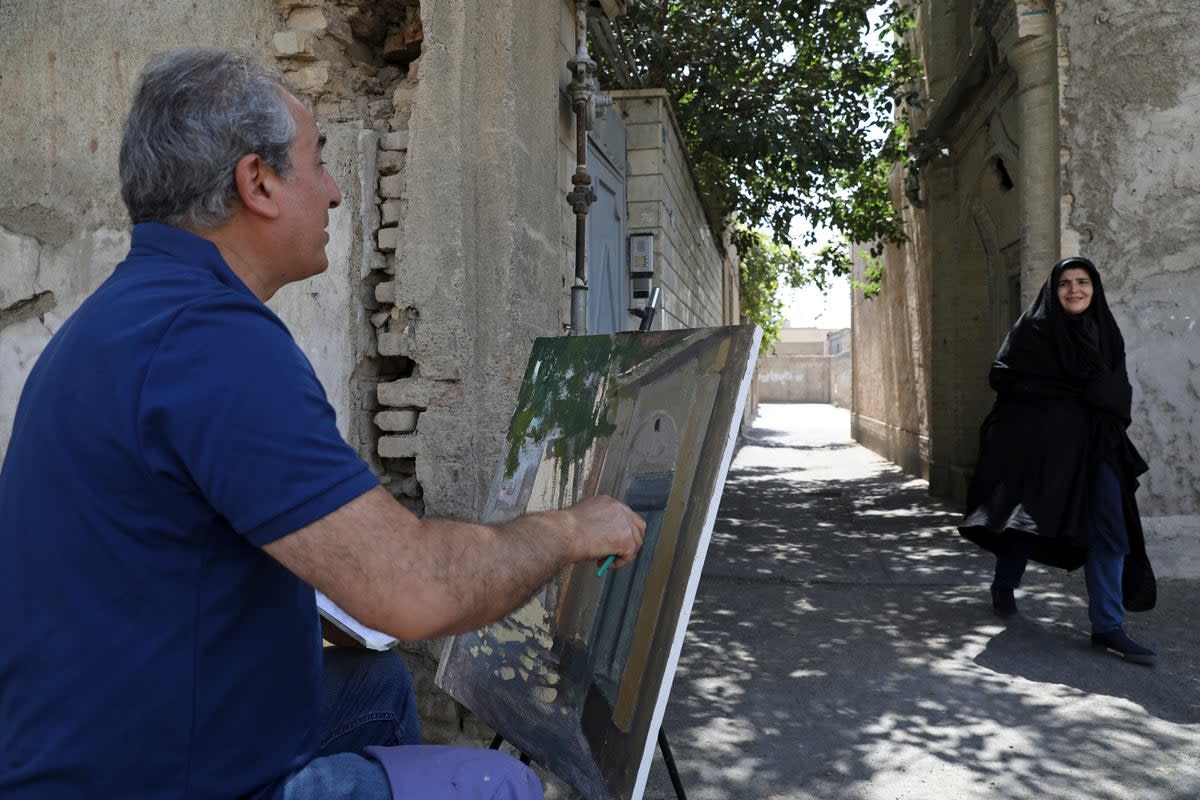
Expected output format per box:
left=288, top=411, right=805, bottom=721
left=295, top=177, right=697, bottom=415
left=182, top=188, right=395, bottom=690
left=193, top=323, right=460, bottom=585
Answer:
left=943, top=138, right=1021, bottom=471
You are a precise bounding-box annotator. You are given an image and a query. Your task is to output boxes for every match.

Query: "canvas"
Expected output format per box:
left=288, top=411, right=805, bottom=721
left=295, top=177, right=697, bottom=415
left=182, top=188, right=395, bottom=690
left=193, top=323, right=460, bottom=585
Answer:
left=436, top=325, right=760, bottom=800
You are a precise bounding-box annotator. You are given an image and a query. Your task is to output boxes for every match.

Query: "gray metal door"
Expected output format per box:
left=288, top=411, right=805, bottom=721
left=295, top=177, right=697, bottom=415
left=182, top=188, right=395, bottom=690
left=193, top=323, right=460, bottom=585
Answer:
left=586, top=112, right=628, bottom=334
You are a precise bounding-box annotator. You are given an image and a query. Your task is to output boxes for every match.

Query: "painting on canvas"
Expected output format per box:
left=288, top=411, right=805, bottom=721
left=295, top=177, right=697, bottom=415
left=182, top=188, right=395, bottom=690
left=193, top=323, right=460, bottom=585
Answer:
left=436, top=325, right=759, bottom=800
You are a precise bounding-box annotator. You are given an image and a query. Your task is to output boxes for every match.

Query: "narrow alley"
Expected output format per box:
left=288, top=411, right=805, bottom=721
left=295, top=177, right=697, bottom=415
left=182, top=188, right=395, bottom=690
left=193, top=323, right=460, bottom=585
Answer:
left=618, top=404, right=1200, bottom=800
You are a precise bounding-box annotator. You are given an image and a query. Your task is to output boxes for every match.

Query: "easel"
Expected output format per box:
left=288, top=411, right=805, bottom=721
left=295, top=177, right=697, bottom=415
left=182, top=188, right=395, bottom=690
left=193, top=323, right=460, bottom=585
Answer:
left=629, top=288, right=690, bottom=800
left=488, top=288, right=689, bottom=800
left=488, top=726, right=689, bottom=800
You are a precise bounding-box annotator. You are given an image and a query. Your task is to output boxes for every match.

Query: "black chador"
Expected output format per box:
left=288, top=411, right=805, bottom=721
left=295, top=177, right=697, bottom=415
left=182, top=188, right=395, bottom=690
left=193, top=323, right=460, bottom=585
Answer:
left=958, top=257, right=1156, bottom=612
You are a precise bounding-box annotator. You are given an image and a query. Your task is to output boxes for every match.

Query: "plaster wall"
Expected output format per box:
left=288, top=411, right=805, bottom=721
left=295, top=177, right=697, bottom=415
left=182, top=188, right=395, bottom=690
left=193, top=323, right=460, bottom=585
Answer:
left=755, top=356, right=831, bottom=404
left=1058, top=1, right=1200, bottom=543
left=851, top=233, right=930, bottom=480
left=853, top=1, right=1023, bottom=497
left=859, top=0, right=1199, bottom=570
left=926, top=72, right=1022, bottom=502
left=0, top=0, right=296, bottom=460
left=848, top=0, right=973, bottom=484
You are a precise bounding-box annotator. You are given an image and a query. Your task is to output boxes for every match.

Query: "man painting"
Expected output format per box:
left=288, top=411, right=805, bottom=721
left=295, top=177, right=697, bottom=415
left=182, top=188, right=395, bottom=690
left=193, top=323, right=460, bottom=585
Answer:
left=0, top=47, right=644, bottom=799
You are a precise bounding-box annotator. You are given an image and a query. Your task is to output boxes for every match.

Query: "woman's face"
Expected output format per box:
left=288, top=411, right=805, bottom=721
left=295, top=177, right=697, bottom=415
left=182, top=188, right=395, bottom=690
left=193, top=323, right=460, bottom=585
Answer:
left=1056, top=267, right=1094, bottom=316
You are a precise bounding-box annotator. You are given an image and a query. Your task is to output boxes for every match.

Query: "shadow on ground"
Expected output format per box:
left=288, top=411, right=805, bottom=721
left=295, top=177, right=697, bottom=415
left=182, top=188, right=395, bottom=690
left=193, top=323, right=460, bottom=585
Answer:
left=534, top=406, right=1200, bottom=800
left=628, top=407, right=1200, bottom=800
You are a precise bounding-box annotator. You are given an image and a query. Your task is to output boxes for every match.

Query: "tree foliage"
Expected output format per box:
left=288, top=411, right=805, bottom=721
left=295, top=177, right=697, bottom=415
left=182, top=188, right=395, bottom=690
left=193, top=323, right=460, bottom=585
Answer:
left=602, top=1, right=916, bottom=345
left=736, top=230, right=807, bottom=350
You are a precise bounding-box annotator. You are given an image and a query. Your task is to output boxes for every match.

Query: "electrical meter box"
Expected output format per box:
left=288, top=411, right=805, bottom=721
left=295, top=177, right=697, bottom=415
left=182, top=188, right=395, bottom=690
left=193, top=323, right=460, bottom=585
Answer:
left=629, top=233, right=654, bottom=307
left=629, top=233, right=654, bottom=274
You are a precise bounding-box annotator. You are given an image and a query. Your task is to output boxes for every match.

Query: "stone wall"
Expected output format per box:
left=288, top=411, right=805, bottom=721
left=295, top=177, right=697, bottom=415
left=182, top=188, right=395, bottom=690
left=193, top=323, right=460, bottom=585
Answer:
left=612, top=89, right=729, bottom=330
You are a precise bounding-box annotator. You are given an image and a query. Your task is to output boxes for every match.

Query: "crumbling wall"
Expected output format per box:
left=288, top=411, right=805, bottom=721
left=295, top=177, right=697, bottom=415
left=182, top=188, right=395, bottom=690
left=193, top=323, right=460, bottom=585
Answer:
left=0, top=0, right=280, bottom=457
left=269, top=0, right=426, bottom=501
left=270, top=0, right=592, bottom=743
left=0, top=0, right=569, bottom=745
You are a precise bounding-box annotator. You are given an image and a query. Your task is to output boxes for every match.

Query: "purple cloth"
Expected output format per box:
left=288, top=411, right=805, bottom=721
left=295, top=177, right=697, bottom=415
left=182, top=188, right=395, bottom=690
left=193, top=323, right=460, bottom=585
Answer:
left=364, top=745, right=544, bottom=800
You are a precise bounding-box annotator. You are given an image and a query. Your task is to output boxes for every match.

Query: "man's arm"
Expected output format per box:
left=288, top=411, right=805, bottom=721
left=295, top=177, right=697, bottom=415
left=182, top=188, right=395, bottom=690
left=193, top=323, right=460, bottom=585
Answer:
left=263, top=486, right=645, bottom=641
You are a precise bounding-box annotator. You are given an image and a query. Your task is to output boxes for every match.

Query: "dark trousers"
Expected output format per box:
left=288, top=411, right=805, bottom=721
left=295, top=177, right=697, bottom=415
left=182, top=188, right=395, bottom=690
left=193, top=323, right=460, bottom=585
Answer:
left=992, top=463, right=1129, bottom=633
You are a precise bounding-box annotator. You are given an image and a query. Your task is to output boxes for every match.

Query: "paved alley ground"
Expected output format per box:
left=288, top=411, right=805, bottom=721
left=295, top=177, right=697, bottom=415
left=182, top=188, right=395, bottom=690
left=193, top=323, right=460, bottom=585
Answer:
left=621, top=404, right=1200, bottom=800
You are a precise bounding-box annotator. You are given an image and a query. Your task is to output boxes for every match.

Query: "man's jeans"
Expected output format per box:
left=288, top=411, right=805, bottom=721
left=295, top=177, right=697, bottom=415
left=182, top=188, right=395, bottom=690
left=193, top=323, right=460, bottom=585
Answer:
left=273, top=647, right=543, bottom=800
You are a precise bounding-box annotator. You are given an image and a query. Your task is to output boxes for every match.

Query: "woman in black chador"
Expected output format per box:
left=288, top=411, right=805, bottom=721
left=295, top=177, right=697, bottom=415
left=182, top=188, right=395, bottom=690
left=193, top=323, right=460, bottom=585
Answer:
left=958, top=256, right=1157, bottom=665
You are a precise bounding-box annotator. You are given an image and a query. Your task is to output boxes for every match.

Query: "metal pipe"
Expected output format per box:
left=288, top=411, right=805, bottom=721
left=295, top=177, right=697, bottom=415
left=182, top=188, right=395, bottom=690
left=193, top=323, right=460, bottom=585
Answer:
left=573, top=97, right=590, bottom=289
left=566, top=0, right=597, bottom=335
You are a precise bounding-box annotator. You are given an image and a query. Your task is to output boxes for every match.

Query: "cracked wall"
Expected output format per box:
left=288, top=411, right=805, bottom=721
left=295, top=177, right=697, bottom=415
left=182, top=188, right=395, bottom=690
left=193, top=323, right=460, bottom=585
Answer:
left=1058, top=1, right=1200, bottom=553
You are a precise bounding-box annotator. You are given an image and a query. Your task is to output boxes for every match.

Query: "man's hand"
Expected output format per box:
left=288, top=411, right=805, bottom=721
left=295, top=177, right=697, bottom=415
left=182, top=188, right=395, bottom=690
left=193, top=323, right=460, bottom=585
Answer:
left=558, top=494, right=646, bottom=570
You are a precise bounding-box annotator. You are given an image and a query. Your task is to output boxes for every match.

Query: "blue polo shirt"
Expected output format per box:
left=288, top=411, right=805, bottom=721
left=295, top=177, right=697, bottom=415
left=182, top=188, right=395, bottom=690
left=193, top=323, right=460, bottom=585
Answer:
left=0, top=223, right=379, bottom=798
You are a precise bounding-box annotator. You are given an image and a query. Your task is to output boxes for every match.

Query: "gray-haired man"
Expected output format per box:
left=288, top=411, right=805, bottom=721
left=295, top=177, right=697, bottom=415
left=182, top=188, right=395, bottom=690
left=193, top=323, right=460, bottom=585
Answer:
left=0, top=47, right=643, bottom=799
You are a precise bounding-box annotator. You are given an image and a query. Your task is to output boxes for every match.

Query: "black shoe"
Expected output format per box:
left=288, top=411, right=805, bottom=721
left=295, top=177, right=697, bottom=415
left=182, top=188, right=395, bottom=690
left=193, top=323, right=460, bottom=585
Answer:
left=1091, top=627, right=1158, bottom=666
left=990, top=586, right=1018, bottom=618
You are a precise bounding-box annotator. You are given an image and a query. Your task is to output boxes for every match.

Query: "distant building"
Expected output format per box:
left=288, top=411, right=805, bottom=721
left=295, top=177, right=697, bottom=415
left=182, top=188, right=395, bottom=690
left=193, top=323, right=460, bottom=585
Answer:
left=756, top=326, right=851, bottom=405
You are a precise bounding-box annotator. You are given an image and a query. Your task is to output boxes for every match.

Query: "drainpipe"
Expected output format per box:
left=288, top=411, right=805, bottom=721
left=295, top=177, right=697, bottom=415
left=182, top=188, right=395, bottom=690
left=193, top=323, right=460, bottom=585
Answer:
left=565, top=0, right=611, bottom=335
left=1005, top=1, right=1059, bottom=306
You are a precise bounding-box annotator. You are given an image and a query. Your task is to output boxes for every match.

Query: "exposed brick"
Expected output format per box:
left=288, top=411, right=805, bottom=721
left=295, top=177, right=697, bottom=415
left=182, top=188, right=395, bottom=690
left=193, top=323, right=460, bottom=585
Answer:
left=375, top=280, right=398, bottom=304
left=380, top=130, right=410, bottom=151
left=288, top=6, right=327, bottom=31
left=382, top=15, right=423, bottom=64
left=378, top=435, right=422, bottom=459
left=379, top=173, right=406, bottom=199
left=367, top=99, right=394, bottom=123
left=377, top=377, right=459, bottom=409
left=375, top=409, right=418, bottom=432
left=375, top=329, right=414, bottom=357
left=390, top=110, right=413, bottom=133
left=288, top=63, right=330, bottom=93
left=377, top=226, right=399, bottom=253
left=391, top=82, right=416, bottom=111
left=324, top=9, right=354, bottom=46
left=380, top=199, right=405, bottom=227
left=377, top=150, right=406, bottom=175
left=271, top=30, right=314, bottom=58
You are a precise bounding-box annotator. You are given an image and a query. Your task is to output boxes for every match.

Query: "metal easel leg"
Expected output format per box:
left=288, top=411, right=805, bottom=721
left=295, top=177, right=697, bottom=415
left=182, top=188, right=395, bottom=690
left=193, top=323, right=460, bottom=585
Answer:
left=488, top=732, right=532, bottom=765
left=657, top=727, right=688, bottom=800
